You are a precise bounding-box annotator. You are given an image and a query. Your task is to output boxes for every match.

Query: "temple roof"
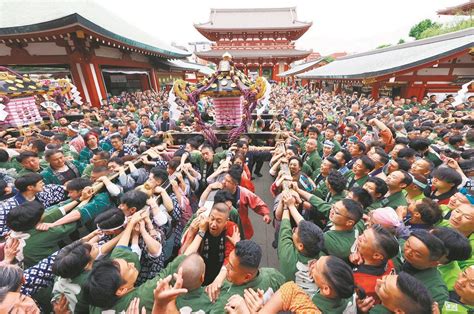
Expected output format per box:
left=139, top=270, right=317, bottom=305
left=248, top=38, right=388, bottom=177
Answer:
left=168, top=60, right=215, bottom=75
left=194, top=7, right=312, bottom=32
left=437, top=0, right=474, bottom=15
left=298, top=27, right=474, bottom=80
left=196, top=49, right=312, bottom=60
left=278, top=58, right=326, bottom=77
left=0, top=1, right=189, bottom=58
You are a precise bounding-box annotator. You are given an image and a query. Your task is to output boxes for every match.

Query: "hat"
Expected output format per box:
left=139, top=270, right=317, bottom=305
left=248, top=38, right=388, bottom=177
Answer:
left=39, top=130, right=55, bottom=138
left=348, top=136, right=358, bottom=143
left=68, top=122, right=80, bottom=133
left=323, top=140, right=335, bottom=148
left=460, top=188, right=474, bottom=204
left=372, top=207, right=402, bottom=228
left=407, top=128, right=420, bottom=134
left=79, top=128, right=89, bottom=137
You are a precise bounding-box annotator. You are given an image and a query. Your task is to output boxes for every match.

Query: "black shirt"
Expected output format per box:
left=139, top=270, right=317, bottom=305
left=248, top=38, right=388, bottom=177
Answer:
left=201, top=231, right=226, bottom=285
left=58, top=167, right=77, bottom=184
left=161, top=119, right=170, bottom=132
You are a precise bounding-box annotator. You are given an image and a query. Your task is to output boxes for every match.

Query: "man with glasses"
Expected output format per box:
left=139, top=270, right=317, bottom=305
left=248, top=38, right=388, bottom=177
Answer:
left=401, top=229, right=449, bottom=309
left=82, top=150, right=110, bottom=179
left=323, top=199, right=363, bottom=261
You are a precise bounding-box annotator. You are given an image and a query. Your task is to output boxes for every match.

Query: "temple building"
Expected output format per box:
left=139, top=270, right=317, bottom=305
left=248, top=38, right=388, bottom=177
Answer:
left=298, top=28, right=474, bottom=98
left=0, top=2, right=212, bottom=106
left=194, top=7, right=312, bottom=81
left=437, top=0, right=474, bottom=15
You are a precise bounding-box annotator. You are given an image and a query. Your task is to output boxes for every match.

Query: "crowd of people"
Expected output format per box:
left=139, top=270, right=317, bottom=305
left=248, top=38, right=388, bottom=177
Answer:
left=0, top=84, right=473, bottom=313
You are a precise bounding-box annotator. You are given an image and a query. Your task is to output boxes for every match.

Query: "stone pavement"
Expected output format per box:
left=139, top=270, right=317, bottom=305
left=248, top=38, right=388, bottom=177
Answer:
left=248, top=163, right=279, bottom=269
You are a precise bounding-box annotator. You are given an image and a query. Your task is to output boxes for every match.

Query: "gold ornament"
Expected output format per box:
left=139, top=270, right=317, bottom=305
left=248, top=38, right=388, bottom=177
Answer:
left=172, top=79, right=188, bottom=101
left=254, top=77, right=266, bottom=99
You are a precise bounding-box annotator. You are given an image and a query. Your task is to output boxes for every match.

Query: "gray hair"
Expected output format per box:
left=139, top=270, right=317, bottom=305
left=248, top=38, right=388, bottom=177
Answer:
left=0, top=264, right=23, bottom=293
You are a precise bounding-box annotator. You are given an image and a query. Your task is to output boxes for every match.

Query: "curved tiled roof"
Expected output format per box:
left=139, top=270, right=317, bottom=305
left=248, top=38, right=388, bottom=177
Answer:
left=278, top=58, right=326, bottom=77
left=0, top=1, right=189, bottom=58
left=194, top=7, right=312, bottom=31
left=298, top=28, right=474, bottom=80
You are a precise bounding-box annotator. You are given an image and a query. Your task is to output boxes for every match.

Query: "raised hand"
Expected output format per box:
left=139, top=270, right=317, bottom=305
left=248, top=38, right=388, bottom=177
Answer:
left=52, top=294, right=71, bottom=314
left=80, top=186, right=94, bottom=202
left=125, top=297, right=146, bottom=314
left=243, top=288, right=264, bottom=313
left=36, top=223, right=55, bottom=232
left=226, top=225, right=241, bottom=246
left=205, top=281, right=221, bottom=303
left=224, top=294, right=251, bottom=314
left=152, top=268, right=188, bottom=313
left=3, top=237, right=19, bottom=263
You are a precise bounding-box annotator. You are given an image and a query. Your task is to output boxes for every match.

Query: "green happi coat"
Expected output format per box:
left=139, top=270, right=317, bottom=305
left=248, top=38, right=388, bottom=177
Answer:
left=323, top=228, right=357, bottom=261
left=278, top=217, right=318, bottom=295
left=211, top=268, right=286, bottom=313
left=442, top=300, right=474, bottom=314
left=409, top=266, right=449, bottom=308
left=23, top=206, right=78, bottom=268
left=368, top=191, right=407, bottom=211
left=51, top=271, right=90, bottom=314
left=89, top=248, right=186, bottom=313
left=302, top=151, right=322, bottom=178
left=345, top=171, right=369, bottom=189
left=458, top=233, right=474, bottom=270
left=312, top=293, right=354, bottom=314
left=176, top=286, right=214, bottom=313
left=438, top=261, right=461, bottom=291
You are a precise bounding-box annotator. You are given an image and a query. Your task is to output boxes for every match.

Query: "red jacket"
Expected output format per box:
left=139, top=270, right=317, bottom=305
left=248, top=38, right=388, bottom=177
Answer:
left=237, top=186, right=270, bottom=239
left=241, top=164, right=255, bottom=193
left=221, top=221, right=237, bottom=266
left=353, top=259, right=395, bottom=304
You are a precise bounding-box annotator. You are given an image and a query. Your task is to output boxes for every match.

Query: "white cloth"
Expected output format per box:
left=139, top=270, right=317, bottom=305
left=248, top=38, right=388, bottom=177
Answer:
left=52, top=277, right=81, bottom=313
left=9, top=230, right=30, bottom=262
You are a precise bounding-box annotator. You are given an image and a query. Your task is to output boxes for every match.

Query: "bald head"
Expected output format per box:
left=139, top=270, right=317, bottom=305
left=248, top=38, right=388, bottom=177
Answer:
left=211, top=202, right=231, bottom=219
left=179, top=253, right=206, bottom=291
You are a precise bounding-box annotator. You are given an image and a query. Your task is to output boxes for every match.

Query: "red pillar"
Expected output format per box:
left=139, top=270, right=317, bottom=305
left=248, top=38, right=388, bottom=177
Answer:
left=258, top=64, right=262, bottom=76
left=272, top=64, right=278, bottom=81
left=80, top=63, right=102, bottom=108
left=371, top=83, right=380, bottom=99
left=92, top=63, right=107, bottom=101
left=150, top=68, right=159, bottom=92
left=140, top=74, right=150, bottom=90
left=68, top=62, right=89, bottom=105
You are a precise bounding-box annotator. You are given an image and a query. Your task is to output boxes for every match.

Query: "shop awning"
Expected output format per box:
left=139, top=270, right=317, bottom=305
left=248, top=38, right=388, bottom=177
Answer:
left=102, top=69, right=149, bottom=75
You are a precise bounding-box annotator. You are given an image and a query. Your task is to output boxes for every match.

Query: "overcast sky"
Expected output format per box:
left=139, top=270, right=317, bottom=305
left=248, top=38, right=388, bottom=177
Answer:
left=4, top=0, right=466, bottom=56
left=97, top=0, right=464, bottom=55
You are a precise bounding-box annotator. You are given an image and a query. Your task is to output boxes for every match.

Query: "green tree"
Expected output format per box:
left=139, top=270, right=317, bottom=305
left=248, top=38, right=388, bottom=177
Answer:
left=409, top=19, right=440, bottom=39
left=376, top=44, right=392, bottom=49
left=418, top=19, right=474, bottom=39
left=397, top=38, right=406, bottom=44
